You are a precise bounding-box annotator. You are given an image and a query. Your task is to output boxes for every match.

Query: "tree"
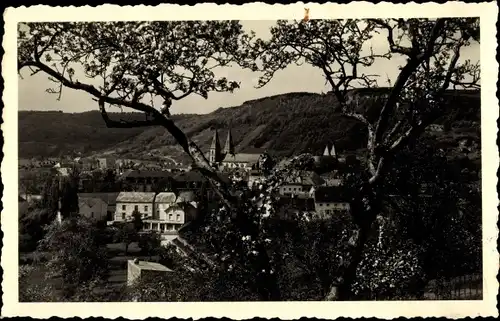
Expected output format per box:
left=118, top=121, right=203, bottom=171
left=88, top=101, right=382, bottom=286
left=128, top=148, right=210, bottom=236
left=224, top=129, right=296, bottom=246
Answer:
left=38, top=216, right=109, bottom=298
left=138, top=231, right=161, bottom=260
left=250, top=18, right=480, bottom=299
left=115, top=222, right=138, bottom=255
left=17, top=21, right=280, bottom=300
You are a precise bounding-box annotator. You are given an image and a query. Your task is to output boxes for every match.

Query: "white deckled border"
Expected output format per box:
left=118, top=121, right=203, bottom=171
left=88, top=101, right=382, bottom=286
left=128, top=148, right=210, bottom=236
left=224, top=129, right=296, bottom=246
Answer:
left=2, top=1, right=498, bottom=319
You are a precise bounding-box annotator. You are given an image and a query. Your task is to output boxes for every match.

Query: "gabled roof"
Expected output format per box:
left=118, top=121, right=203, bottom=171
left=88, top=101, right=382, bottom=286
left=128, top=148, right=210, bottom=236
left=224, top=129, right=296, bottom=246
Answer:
left=222, top=153, right=261, bottom=164
left=210, top=129, right=221, bottom=149
left=155, top=192, right=177, bottom=203
left=314, top=186, right=349, bottom=203
left=116, top=192, right=156, bottom=203
left=79, top=197, right=106, bottom=209
left=78, top=192, right=120, bottom=205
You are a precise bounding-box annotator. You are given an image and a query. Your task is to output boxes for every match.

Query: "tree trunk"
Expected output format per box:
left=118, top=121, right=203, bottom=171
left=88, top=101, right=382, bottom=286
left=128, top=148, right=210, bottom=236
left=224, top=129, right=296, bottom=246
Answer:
left=337, top=223, right=371, bottom=300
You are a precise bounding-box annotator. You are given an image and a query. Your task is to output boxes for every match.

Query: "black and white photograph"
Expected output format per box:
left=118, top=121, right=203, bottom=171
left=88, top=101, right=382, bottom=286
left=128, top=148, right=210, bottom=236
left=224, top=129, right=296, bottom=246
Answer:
left=2, top=2, right=498, bottom=319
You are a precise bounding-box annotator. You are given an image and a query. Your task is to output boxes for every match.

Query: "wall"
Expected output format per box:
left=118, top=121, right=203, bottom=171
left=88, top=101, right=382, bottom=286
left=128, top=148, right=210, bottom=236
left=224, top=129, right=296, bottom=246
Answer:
left=115, top=201, right=154, bottom=221
left=279, top=184, right=306, bottom=196
left=155, top=202, right=176, bottom=220
left=79, top=199, right=108, bottom=221
left=314, top=201, right=351, bottom=217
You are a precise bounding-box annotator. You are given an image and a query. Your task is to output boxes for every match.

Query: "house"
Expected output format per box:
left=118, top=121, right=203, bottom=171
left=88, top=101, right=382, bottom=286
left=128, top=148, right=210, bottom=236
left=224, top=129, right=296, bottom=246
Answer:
left=173, top=171, right=229, bottom=200
left=279, top=170, right=325, bottom=197
left=313, top=186, right=350, bottom=219
left=247, top=170, right=265, bottom=189
left=127, top=259, right=173, bottom=286
left=320, top=171, right=343, bottom=186
left=143, top=191, right=199, bottom=234
left=78, top=192, right=119, bottom=221
left=97, top=157, right=117, bottom=170
left=276, top=197, right=316, bottom=220
left=114, top=192, right=155, bottom=222
left=120, top=170, right=175, bottom=192
left=78, top=197, right=108, bottom=221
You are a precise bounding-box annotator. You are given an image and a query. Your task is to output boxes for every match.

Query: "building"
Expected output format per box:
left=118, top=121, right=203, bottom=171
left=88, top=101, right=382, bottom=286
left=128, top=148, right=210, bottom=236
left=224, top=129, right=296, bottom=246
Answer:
left=208, top=128, right=263, bottom=171
left=279, top=171, right=325, bottom=197
left=127, top=259, right=173, bottom=286
left=313, top=186, right=350, bottom=219
left=143, top=191, right=199, bottom=234
left=78, top=197, right=108, bottom=221
left=320, top=170, right=343, bottom=186
left=247, top=169, right=265, bottom=190
left=114, top=192, right=155, bottom=222
left=120, top=170, right=175, bottom=192
left=96, top=157, right=117, bottom=170
left=78, top=192, right=119, bottom=221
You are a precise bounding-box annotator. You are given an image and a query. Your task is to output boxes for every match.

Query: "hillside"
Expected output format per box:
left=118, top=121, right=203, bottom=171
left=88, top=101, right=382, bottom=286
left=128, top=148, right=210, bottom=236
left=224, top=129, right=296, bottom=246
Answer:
left=19, top=90, right=480, bottom=162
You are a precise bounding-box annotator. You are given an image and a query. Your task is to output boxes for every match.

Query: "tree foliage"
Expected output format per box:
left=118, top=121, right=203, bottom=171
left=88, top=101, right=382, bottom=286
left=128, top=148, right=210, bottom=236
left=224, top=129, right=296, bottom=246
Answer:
left=249, top=18, right=480, bottom=299
left=38, top=217, right=109, bottom=297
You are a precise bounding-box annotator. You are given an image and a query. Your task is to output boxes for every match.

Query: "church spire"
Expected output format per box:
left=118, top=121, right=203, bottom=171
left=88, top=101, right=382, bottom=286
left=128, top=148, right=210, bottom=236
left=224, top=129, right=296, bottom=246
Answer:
left=209, top=129, right=221, bottom=163
left=323, top=145, right=330, bottom=156
left=330, top=144, right=336, bottom=157
left=224, top=127, right=235, bottom=155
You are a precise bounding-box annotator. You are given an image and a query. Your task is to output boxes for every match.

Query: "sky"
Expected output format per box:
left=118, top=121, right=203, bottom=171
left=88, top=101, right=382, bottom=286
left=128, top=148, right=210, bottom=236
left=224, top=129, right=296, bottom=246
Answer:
left=18, top=20, right=480, bottom=115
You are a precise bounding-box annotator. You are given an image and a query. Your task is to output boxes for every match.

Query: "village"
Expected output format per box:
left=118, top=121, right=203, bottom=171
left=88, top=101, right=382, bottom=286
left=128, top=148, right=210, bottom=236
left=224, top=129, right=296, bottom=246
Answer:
left=19, top=127, right=357, bottom=286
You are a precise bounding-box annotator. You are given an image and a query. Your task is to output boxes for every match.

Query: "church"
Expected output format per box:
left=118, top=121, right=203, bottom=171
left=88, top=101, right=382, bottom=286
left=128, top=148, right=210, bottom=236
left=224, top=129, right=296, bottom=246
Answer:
left=207, top=128, right=263, bottom=171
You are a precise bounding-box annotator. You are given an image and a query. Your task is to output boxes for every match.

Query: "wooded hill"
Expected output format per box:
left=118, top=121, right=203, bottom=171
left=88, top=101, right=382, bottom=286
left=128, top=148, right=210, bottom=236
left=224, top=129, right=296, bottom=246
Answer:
left=19, top=89, right=480, bottom=162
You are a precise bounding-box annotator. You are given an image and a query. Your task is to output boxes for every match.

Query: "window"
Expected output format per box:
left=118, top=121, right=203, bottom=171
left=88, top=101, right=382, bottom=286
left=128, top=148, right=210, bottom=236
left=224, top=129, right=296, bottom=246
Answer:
left=134, top=205, right=139, bottom=211
left=144, top=205, right=148, bottom=212
left=91, top=212, right=94, bottom=218
left=169, top=214, right=173, bottom=221
left=122, top=205, right=126, bottom=210
left=176, top=214, right=181, bottom=222
left=319, top=203, right=323, bottom=207
left=325, top=210, right=331, bottom=215
left=121, top=212, right=125, bottom=220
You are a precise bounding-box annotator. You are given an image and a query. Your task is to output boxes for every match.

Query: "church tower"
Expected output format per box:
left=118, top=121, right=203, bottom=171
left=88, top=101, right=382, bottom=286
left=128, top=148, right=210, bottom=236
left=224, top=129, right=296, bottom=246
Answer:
left=224, top=127, right=235, bottom=156
left=209, top=129, right=221, bottom=164
left=323, top=145, right=330, bottom=156
left=330, top=144, right=337, bottom=158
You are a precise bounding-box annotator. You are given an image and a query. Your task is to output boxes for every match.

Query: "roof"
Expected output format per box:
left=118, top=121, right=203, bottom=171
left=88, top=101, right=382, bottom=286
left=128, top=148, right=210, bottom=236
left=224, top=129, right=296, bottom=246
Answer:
left=222, top=153, right=261, bottom=164
left=314, top=186, right=349, bottom=203
left=121, top=170, right=174, bottom=179
left=155, top=192, right=177, bottom=203
left=79, top=197, right=106, bottom=208
left=175, top=170, right=231, bottom=185
left=283, top=171, right=325, bottom=186
left=211, top=129, right=221, bottom=149
left=128, top=260, right=173, bottom=272
left=78, top=192, right=120, bottom=205
left=116, top=192, right=156, bottom=203
left=176, top=191, right=196, bottom=203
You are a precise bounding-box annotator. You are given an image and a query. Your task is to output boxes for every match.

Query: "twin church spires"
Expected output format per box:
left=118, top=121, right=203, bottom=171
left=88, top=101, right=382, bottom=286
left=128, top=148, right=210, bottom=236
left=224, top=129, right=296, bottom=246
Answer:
left=209, top=127, right=234, bottom=164
left=323, top=144, right=336, bottom=157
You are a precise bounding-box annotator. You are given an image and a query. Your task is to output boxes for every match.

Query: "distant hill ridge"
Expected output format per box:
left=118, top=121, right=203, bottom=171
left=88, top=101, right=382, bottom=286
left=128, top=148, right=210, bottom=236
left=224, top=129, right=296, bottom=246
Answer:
left=19, top=89, right=480, bottom=160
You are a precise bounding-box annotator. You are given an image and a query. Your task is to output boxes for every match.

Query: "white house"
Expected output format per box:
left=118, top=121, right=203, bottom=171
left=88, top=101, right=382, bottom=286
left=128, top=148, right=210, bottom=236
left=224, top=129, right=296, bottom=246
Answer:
left=279, top=171, right=324, bottom=197
left=143, top=191, right=199, bottom=234
left=313, top=186, right=350, bottom=219
left=114, top=192, right=155, bottom=222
